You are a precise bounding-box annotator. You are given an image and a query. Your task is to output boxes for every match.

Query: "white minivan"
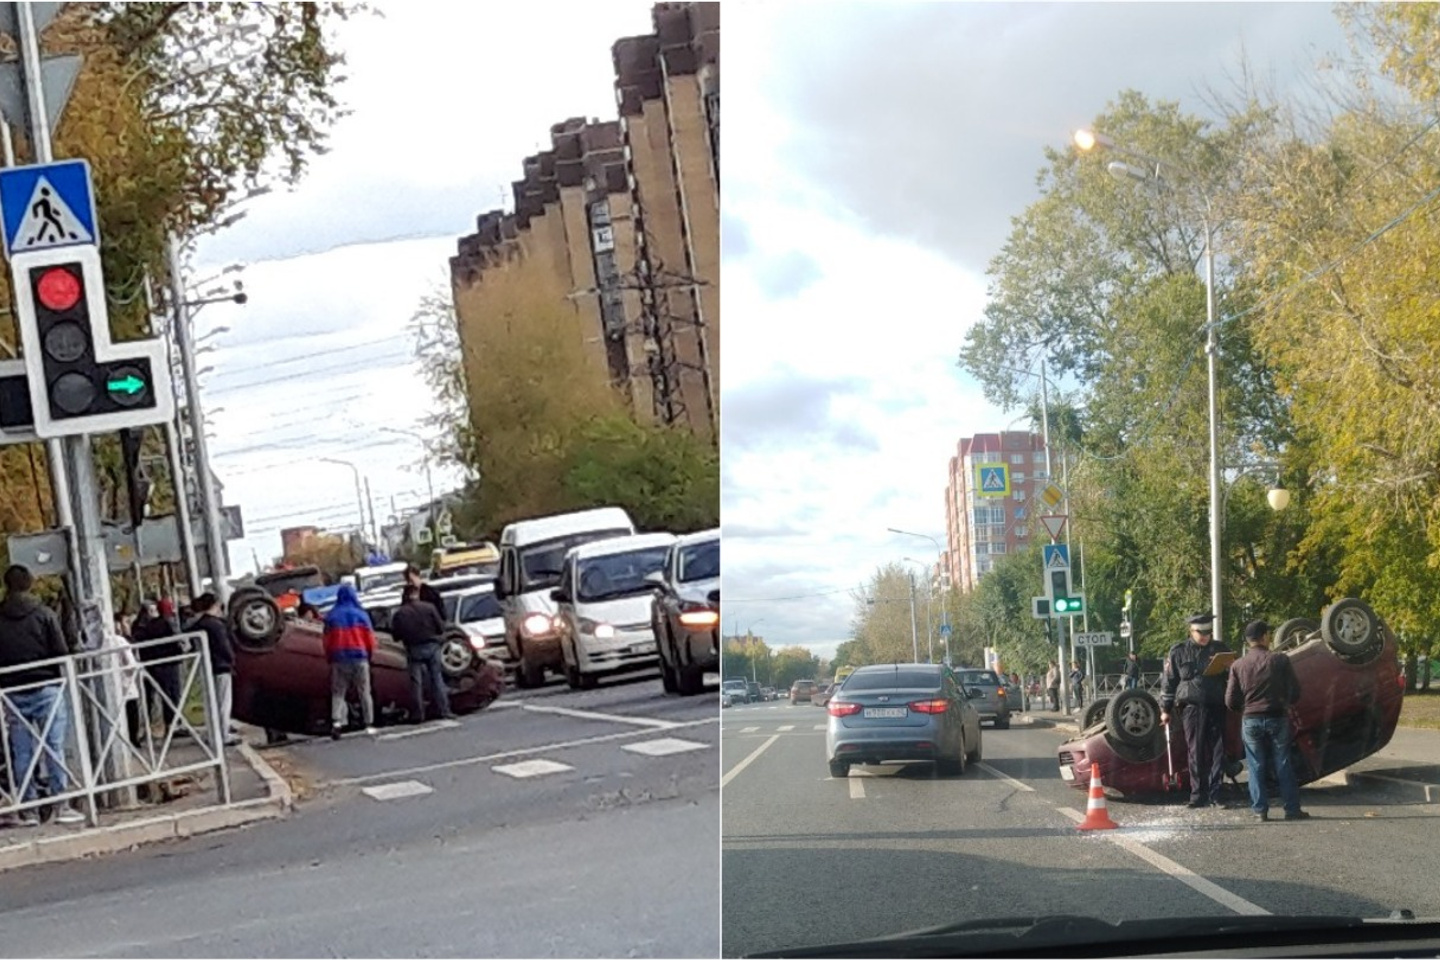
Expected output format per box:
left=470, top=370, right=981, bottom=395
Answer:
left=494, top=506, right=636, bottom=687
left=550, top=532, right=678, bottom=690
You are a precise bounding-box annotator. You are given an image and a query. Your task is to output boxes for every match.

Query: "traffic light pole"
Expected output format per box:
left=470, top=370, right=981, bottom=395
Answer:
left=166, top=234, right=230, bottom=604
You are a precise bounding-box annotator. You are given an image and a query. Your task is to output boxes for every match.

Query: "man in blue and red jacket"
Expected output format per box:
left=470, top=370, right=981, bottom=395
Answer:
left=323, top=585, right=377, bottom=739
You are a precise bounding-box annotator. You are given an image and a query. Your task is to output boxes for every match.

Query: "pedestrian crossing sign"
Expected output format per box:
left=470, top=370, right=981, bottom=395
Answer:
left=0, top=159, right=98, bottom=259
left=976, top=463, right=1010, bottom=498
left=1043, top=544, right=1070, bottom=570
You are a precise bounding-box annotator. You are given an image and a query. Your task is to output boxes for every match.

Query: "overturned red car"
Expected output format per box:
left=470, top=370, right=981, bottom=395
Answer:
left=1057, top=598, right=1404, bottom=799
left=226, top=595, right=504, bottom=737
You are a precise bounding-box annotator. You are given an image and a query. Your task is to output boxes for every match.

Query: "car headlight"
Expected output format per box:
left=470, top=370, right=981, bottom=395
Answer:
left=678, top=605, right=719, bottom=628
left=522, top=613, right=556, bottom=637
left=580, top=618, right=615, bottom=639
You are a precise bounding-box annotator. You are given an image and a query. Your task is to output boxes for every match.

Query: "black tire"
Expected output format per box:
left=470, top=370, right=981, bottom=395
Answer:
left=828, top=759, right=850, bottom=779
left=229, top=593, right=283, bottom=649
left=438, top=631, right=476, bottom=679
left=518, top=642, right=545, bottom=688
left=1083, top=698, right=1110, bottom=730
left=966, top=729, right=982, bottom=763
left=995, top=717, right=1011, bottom=730
left=1322, top=598, right=1380, bottom=659
left=1105, top=688, right=1160, bottom=748
left=1274, top=617, right=1319, bottom=653
left=660, top=654, right=679, bottom=694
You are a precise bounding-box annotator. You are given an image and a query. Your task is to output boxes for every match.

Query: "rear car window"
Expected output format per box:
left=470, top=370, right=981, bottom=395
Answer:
left=845, top=668, right=942, bottom=691
left=958, top=671, right=1002, bottom=686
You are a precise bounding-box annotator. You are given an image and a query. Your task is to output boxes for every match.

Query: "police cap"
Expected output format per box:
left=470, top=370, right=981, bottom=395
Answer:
left=1187, top=613, right=1215, bottom=632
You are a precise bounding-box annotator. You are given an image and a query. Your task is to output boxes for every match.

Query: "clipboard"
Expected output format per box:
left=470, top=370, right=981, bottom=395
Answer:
left=1203, top=651, right=1237, bottom=677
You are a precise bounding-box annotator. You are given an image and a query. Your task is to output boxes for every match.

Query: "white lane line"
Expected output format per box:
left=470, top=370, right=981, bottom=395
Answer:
left=739, top=726, right=759, bottom=733
left=330, top=716, right=718, bottom=787
left=777, top=725, right=795, bottom=732
left=376, top=719, right=461, bottom=741
left=494, top=758, right=574, bottom=779
left=623, top=737, right=710, bottom=757
left=812, top=724, right=826, bottom=731
left=976, top=762, right=1035, bottom=792
left=1057, top=808, right=1270, bottom=916
left=721, top=735, right=779, bottom=788
left=361, top=780, right=433, bottom=801
left=521, top=703, right=678, bottom=729
left=849, top=777, right=865, bottom=799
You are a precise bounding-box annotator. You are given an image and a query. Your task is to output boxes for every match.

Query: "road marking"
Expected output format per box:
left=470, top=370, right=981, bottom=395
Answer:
left=361, top=780, right=433, bottom=801
left=721, top=735, right=779, bottom=788
left=623, top=737, right=710, bottom=757
left=849, top=777, right=865, bottom=799
left=376, top=719, right=461, bottom=741
left=739, top=726, right=759, bottom=733
left=976, top=762, right=1035, bottom=792
left=494, top=758, right=574, bottom=779
left=1057, top=808, right=1270, bottom=915
left=777, top=725, right=795, bottom=732
left=329, top=716, right=719, bottom=787
left=813, top=724, right=826, bottom=731
left=521, top=703, right=678, bottom=729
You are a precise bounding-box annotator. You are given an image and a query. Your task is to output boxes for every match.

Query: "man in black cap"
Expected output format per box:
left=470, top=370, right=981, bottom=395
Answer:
left=1226, top=620, right=1308, bottom=821
left=1160, top=612, right=1235, bottom=808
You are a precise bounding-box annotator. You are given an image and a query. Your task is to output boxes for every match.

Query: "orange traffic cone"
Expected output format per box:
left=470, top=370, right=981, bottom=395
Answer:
left=1077, top=763, right=1119, bottom=831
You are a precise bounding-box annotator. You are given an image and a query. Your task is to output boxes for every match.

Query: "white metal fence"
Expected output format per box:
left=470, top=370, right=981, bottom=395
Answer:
left=1, top=631, right=230, bottom=826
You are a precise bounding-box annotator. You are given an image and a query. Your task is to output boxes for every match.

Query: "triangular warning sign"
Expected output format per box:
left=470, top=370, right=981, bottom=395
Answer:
left=981, top=468, right=1005, bottom=491
left=1040, top=515, right=1067, bottom=540
left=14, top=176, right=93, bottom=251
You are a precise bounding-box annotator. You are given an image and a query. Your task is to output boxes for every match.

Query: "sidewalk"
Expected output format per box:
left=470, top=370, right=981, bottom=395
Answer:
left=0, top=732, right=293, bottom=873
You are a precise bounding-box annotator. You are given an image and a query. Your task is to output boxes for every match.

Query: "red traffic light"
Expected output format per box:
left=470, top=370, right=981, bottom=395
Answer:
left=36, top=267, right=82, bottom=312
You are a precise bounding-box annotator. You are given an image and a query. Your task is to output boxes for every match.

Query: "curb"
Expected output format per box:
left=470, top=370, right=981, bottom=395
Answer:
left=1343, top=769, right=1440, bottom=804
left=0, top=741, right=294, bottom=874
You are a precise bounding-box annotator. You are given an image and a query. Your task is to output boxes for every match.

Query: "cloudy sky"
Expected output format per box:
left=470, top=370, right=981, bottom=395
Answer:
left=185, top=0, right=655, bottom=576
left=720, top=2, right=1352, bottom=662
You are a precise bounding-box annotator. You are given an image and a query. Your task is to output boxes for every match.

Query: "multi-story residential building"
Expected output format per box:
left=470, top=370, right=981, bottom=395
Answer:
left=944, top=431, right=1050, bottom=592
left=448, top=2, right=718, bottom=442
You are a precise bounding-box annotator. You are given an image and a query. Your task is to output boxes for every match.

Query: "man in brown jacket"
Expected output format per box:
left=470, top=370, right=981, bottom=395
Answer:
left=1225, top=620, right=1308, bottom=822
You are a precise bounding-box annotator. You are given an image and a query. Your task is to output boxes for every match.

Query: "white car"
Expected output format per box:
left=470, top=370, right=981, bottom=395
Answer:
left=440, top=583, right=509, bottom=669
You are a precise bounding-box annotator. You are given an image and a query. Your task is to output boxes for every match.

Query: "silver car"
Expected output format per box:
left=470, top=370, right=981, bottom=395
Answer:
left=953, top=668, right=1013, bottom=729
left=825, top=664, right=983, bottom=778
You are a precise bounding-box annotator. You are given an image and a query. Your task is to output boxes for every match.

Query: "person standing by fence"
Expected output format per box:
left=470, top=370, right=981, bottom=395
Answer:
left=1045, top=661, right=1060, bottom=711
left=0, top=564, right=85, bottom=825
left=1124, top=652, right=1141, bottom=690
left=188, top=594, right=241, bottom=747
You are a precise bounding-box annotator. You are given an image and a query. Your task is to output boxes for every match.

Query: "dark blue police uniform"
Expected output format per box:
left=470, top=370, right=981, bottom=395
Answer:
left=1160, top=613, right=1233, bottom=807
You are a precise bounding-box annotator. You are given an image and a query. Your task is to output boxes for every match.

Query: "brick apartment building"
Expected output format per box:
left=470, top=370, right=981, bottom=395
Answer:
left=944, top=431, right=1050, bottom=592
left=448, top=2, right=719, bottom=441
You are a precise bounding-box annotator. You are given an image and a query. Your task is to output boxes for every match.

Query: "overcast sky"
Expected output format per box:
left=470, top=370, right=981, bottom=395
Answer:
left=720, top=2, right=1352, bottom=662
left=184, top=1, right=655, bottom=576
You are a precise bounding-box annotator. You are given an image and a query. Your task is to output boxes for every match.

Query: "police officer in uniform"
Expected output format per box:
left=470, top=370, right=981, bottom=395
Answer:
left=1160, top=613, right=1235, bottom=808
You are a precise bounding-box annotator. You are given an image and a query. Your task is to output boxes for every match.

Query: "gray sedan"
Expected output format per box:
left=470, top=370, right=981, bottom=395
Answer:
left=953, top=669, right=1013, bottom=729
left=824, top=664, right=983, bottom=778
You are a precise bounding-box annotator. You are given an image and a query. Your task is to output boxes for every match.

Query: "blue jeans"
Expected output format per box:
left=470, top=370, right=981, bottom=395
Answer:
left=5, top=683, right=70, bottom=802
left=1242, top=714, right=1301, bottom=816
left=407, top=644, right=451, bottom=721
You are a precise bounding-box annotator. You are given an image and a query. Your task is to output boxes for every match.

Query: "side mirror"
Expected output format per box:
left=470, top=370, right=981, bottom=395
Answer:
left=707, top=590, right=720, bottom=606
left=644, top=570, right=665, bottom=587
left=492, top=580, right=508, bottom=600
left=550, top=588, right=567, bottom=604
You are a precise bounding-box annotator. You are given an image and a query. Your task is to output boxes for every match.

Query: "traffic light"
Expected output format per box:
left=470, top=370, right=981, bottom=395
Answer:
left=1049, top=568, right=1085, bottom=616
left=12, top=245, right=172, bottom=438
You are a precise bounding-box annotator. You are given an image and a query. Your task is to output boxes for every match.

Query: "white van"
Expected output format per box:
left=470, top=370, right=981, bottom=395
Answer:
left=551, top=532, right=678, bottom=690
left=352, top=561, right=409, bottom=602
left=494, top=506, right=636, bottom=687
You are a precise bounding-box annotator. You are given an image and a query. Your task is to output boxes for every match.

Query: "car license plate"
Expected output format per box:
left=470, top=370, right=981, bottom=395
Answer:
left=1059, top=765, right=1075, bottom=782
left=863, top=707, right=907, bottom=719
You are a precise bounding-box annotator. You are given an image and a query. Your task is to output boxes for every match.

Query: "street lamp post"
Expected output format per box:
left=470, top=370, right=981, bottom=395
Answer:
left=319, top=457, right=370, bottom=549
left=379, top=426, right=438, bottom=543
left=1074, top=127, right=1228, bottom=643
left=903, top=557, right=933, bottom=663
left=745, top=620, right=765, bottom=683
left=888, top=528, right=948, bottom=664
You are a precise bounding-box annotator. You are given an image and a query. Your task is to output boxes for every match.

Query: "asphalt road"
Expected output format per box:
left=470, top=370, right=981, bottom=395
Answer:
left=0, top=668, right=721, bottom=959
left=720, top=699, right=1440, bottom=958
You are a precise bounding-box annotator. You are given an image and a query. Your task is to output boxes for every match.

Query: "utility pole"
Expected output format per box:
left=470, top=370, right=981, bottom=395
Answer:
left=1039, top=353, right=1069, bottom=715
left=907, top=573, right=920, bottom=664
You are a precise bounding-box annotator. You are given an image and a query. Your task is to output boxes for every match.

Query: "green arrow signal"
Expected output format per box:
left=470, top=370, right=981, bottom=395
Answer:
left=107, top=374, right=146, bottom=396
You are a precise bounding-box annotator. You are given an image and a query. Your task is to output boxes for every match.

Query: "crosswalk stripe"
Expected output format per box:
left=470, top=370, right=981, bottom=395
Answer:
left=493, top=758, right=574, bottom=779
left=361, top=780, right=433, bottom=801
left=740, top=726, right=759, bottom=733
left=777, top=725, right=795, bottom=731
left=813, top=724, right=826, bottom=731
left=622, top=737, right=710, bottom=757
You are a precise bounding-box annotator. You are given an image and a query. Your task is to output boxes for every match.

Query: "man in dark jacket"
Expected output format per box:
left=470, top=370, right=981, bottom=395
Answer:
left=1123, top=652, right=1142, bottom=690
left=1226, top=620, right=1308, bottom=822
left=1161, top=612, right=1235, bottom=809
left=405, top=566, right=445, bottom=613
left=131, top=599, right=184, bottom=730
left=188, top=593, right=240, bottom=746
left=0, top=565, right=84, bottom=824
left=391, top=584, right=454, bottom=723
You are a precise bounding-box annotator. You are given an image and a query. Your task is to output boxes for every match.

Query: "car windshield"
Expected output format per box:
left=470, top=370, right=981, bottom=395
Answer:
left=575, top=546, right=671, bottom=602
left=958, top=670, right=1002, bottom=686
left=677, top=539, right=719, bottom=583
left=455, top=592, right=501, bottom=623
left=520, top=529, right=632, bottom=591
left=356, top=570, right=406, bottom=593
left=843, top=668, right=941, bottom=692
